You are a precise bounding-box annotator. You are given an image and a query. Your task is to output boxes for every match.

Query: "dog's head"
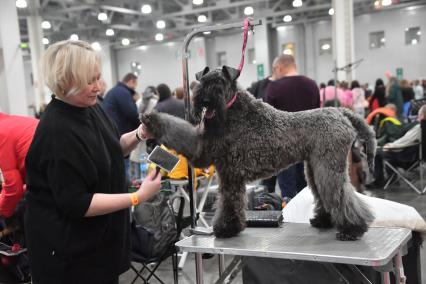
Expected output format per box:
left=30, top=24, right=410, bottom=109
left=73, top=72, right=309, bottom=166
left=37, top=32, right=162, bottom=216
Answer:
left=192, top=66, right=240, bottom=127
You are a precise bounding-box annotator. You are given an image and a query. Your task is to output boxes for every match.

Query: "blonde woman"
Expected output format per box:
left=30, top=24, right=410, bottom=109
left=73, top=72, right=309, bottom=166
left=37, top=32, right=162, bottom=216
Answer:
left=24, top=40, right=160, bottom=284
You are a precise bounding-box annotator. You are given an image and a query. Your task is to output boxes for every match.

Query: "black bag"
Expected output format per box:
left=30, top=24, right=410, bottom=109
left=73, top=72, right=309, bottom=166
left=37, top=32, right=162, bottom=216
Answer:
left=132, top=192, right=179, bottom=260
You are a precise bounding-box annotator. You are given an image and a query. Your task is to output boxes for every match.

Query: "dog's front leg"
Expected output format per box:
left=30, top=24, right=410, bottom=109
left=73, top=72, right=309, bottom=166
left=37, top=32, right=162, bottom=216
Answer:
left=213, top=175, right=246, bottom=238
left=142, top=112, right=202, bottom=162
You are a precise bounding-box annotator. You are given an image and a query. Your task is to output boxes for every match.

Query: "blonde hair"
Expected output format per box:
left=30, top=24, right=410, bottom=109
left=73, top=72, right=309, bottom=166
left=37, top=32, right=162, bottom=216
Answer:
left=42, top=40, right=101, bottom=98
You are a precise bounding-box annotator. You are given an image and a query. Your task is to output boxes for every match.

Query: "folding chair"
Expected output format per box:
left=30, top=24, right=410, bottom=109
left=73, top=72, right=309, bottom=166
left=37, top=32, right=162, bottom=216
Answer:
left=130, top=195, right=186, bottom=284
left=383, top=120, right=426, bottom=194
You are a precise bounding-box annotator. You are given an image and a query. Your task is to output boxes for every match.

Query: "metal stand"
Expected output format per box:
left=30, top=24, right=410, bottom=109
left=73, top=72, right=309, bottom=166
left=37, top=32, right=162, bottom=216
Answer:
left=181, top=19, right=262, bottom=229
left=331, top=58, right=363, bottom=107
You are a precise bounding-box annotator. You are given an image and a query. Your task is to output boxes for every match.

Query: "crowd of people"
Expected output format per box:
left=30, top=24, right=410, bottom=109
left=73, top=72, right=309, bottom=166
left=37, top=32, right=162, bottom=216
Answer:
left=0, top=38, right=425, bottom=282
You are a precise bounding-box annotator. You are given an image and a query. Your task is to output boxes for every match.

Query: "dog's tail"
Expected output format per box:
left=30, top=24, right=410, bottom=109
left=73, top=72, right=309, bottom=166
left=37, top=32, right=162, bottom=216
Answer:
left=339, top=108, right=376, bottom=172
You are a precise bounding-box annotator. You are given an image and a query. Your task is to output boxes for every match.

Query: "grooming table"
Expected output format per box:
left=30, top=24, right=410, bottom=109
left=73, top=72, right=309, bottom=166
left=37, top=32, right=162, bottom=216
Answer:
left=175, top=223, right=411, bottom=284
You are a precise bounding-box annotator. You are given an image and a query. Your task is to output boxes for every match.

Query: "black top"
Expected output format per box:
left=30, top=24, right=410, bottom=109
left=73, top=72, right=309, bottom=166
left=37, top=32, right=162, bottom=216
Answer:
left=102, top=82, right=139, bottom=135
left=247, top=77, right=272, bottom=100
left=265, top=75, right=320, bottom=112
left=401, top=87, right=415, bottom=103
left=155, top=97, right=185, bottom=119
left=25, top=97, right=130, bottom=284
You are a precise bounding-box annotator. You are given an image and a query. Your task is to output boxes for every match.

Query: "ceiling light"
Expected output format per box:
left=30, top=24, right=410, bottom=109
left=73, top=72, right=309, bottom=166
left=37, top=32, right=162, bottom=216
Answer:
left=203, top=31, right=211, bottom=35
left=156, top=20, right=166, bottom=29
left=283, top=49, right=293, bottom=55
left=374, top=0, right=380, bottom=7
left=141, top=4, right=152, bottom=14
left=198, top=15, right=207, bottom=23
left=42, top=37, right=49, bottom=45
left=139, top=45, right=147, bottom=50
left=244, top=6, right=254, bottom=16
left=91, top=42, right=101, bottom=51
left=41, top=21, right=51, bottom=29
left=417, top=30, right=421, bottom=36
left=411, top=38, right=418, bottom=45
left=380, top=38, right=386, bottom=43
left=122, top=38, right=130, bottom=46
left=321, top=44, right=330, bottom=50
left=193, top=0, right=203, bottom=5
left=328, top=8, right=334, bottom=15
left=70, top=34, right=79, bottom=41
left=16, top=0, right=27, bottom=8
left=283, top=15, right=292, bottom=22
left=106, top=28, right=115, bottom=36
left=292, top=0, right=303, bottom=8
left=97, top=12, right=108, bottom=21
left=381, top=0, right=392, bottom=6
left=155, top=33, right=164, bottom=41
left=276, top=26, right=286, bottom=31
left=405, top=27, right=409, bottom=31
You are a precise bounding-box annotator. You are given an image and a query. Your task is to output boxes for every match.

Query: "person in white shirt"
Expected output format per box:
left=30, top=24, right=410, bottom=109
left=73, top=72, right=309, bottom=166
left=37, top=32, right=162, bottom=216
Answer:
left=413, top=80, right=424, bottom=100
left=367, top=105, right=426, bottom=188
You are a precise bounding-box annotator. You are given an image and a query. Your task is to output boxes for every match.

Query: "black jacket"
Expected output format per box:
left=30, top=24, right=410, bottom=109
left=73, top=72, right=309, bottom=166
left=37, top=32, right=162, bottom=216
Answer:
left=25, top=97, right=130, bottom=283
left=102, top=82, right=139, bottom=135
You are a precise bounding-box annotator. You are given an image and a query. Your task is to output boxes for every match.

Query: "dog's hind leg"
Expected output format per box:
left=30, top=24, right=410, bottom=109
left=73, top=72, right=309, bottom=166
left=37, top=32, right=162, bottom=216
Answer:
left=212, top=176, right=246, bottom=238
left=305, top=162, right=333, bottom=229
left=311, top=155, right=374, bottom=241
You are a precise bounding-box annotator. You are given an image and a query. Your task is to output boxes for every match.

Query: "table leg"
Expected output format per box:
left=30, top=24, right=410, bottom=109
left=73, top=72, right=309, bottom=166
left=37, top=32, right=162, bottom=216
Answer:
left=195, top=252, right=204, bottom=284
left=393, top=251, right=403, bottom=284
left=381, top=272, right=390, bottom=284
left=218, top=254, right=225, bottom=277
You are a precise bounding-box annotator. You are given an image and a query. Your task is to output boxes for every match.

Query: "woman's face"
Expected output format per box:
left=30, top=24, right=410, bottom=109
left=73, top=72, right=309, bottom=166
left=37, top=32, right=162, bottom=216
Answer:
left=65, top=71, right=101, bottom=108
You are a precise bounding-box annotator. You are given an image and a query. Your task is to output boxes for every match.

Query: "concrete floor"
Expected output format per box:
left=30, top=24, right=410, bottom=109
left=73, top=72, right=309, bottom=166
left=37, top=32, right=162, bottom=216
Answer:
left=120, top=184, right=426, bottom=284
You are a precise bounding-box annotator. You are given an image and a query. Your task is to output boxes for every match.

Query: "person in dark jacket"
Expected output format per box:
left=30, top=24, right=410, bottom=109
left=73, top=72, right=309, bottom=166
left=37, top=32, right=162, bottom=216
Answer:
left=102, top=73, right=140, bottom=135
left=386, top=77, right=404, bottom=120
left=369, top=79, right=387, bottom=112
left=247, top=77, right=272, bottom=100
left=155, top=83, right=185, bottom=119
left=24, top=40, right=161, bottom=284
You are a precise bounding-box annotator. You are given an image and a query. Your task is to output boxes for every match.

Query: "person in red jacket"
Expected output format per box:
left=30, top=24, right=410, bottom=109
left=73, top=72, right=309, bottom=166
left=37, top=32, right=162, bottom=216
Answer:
left=0, top=112, right=38, bottom=218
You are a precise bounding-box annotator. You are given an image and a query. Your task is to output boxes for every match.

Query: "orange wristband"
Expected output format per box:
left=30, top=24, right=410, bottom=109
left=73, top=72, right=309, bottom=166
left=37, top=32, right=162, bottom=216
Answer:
left=130, top=193, right=139, bottom=206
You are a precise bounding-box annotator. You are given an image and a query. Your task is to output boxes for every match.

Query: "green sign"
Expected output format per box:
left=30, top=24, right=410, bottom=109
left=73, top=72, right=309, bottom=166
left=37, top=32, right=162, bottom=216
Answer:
left=257, top=64, right=264, bottom=80
left=396, top=67, right=403, bottom=80
left=20, top=42, right=29, bottom=49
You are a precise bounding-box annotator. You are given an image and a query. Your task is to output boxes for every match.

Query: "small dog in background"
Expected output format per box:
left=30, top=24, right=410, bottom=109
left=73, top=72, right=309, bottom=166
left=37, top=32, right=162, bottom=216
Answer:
left=142, top=66, right=376, bottom=241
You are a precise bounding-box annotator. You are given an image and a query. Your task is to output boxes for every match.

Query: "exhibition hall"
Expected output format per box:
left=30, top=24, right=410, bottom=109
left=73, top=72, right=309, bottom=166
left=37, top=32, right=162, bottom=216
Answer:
left=0, top=0, right=425, bottom=283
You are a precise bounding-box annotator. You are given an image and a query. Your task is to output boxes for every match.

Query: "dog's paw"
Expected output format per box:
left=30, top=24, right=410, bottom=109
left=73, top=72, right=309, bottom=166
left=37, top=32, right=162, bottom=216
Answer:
left=309, top=213, right=333, bottom=229
left=335, top=223, right=367, bottom=241
left=335, top=232, right=359, bottom=241
left=213, top=219, right=246, bottom=238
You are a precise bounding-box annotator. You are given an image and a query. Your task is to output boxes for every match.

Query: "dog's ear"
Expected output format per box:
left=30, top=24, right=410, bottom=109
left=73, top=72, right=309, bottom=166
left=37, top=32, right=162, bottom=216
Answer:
left=196, top=67, right=210, bottom=81
left=222, top=66, right=240, bottom=81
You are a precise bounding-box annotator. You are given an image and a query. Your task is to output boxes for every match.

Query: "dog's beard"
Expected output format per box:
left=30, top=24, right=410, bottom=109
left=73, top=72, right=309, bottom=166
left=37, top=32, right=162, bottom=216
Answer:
left=203, top=102, right=227, bottom=137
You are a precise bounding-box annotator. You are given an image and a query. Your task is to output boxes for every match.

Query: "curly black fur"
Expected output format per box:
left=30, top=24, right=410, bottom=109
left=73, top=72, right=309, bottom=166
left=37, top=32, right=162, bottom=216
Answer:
left=142, top=66, right=376, bottom=240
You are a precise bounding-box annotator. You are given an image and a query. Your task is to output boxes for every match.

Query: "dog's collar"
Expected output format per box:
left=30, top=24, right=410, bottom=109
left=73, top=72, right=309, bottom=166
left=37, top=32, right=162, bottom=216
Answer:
left=226, top=93, right=238, bottom=109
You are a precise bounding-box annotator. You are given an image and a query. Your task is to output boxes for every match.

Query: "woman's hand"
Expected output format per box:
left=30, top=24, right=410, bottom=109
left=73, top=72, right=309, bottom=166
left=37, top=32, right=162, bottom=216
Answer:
left=136, top=169, right=161, bottom=201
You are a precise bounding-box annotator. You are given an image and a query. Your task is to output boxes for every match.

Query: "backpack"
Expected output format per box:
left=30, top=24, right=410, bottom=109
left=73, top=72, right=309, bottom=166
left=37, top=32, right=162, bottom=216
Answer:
left=131, top=192, right=181, bottom=260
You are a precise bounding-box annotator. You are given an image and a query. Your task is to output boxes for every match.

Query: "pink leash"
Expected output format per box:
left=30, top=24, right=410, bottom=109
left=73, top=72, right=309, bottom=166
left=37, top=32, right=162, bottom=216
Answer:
left=238, top=17, right=252, bottom=73
left=226, top=18, right=252, bottom=109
